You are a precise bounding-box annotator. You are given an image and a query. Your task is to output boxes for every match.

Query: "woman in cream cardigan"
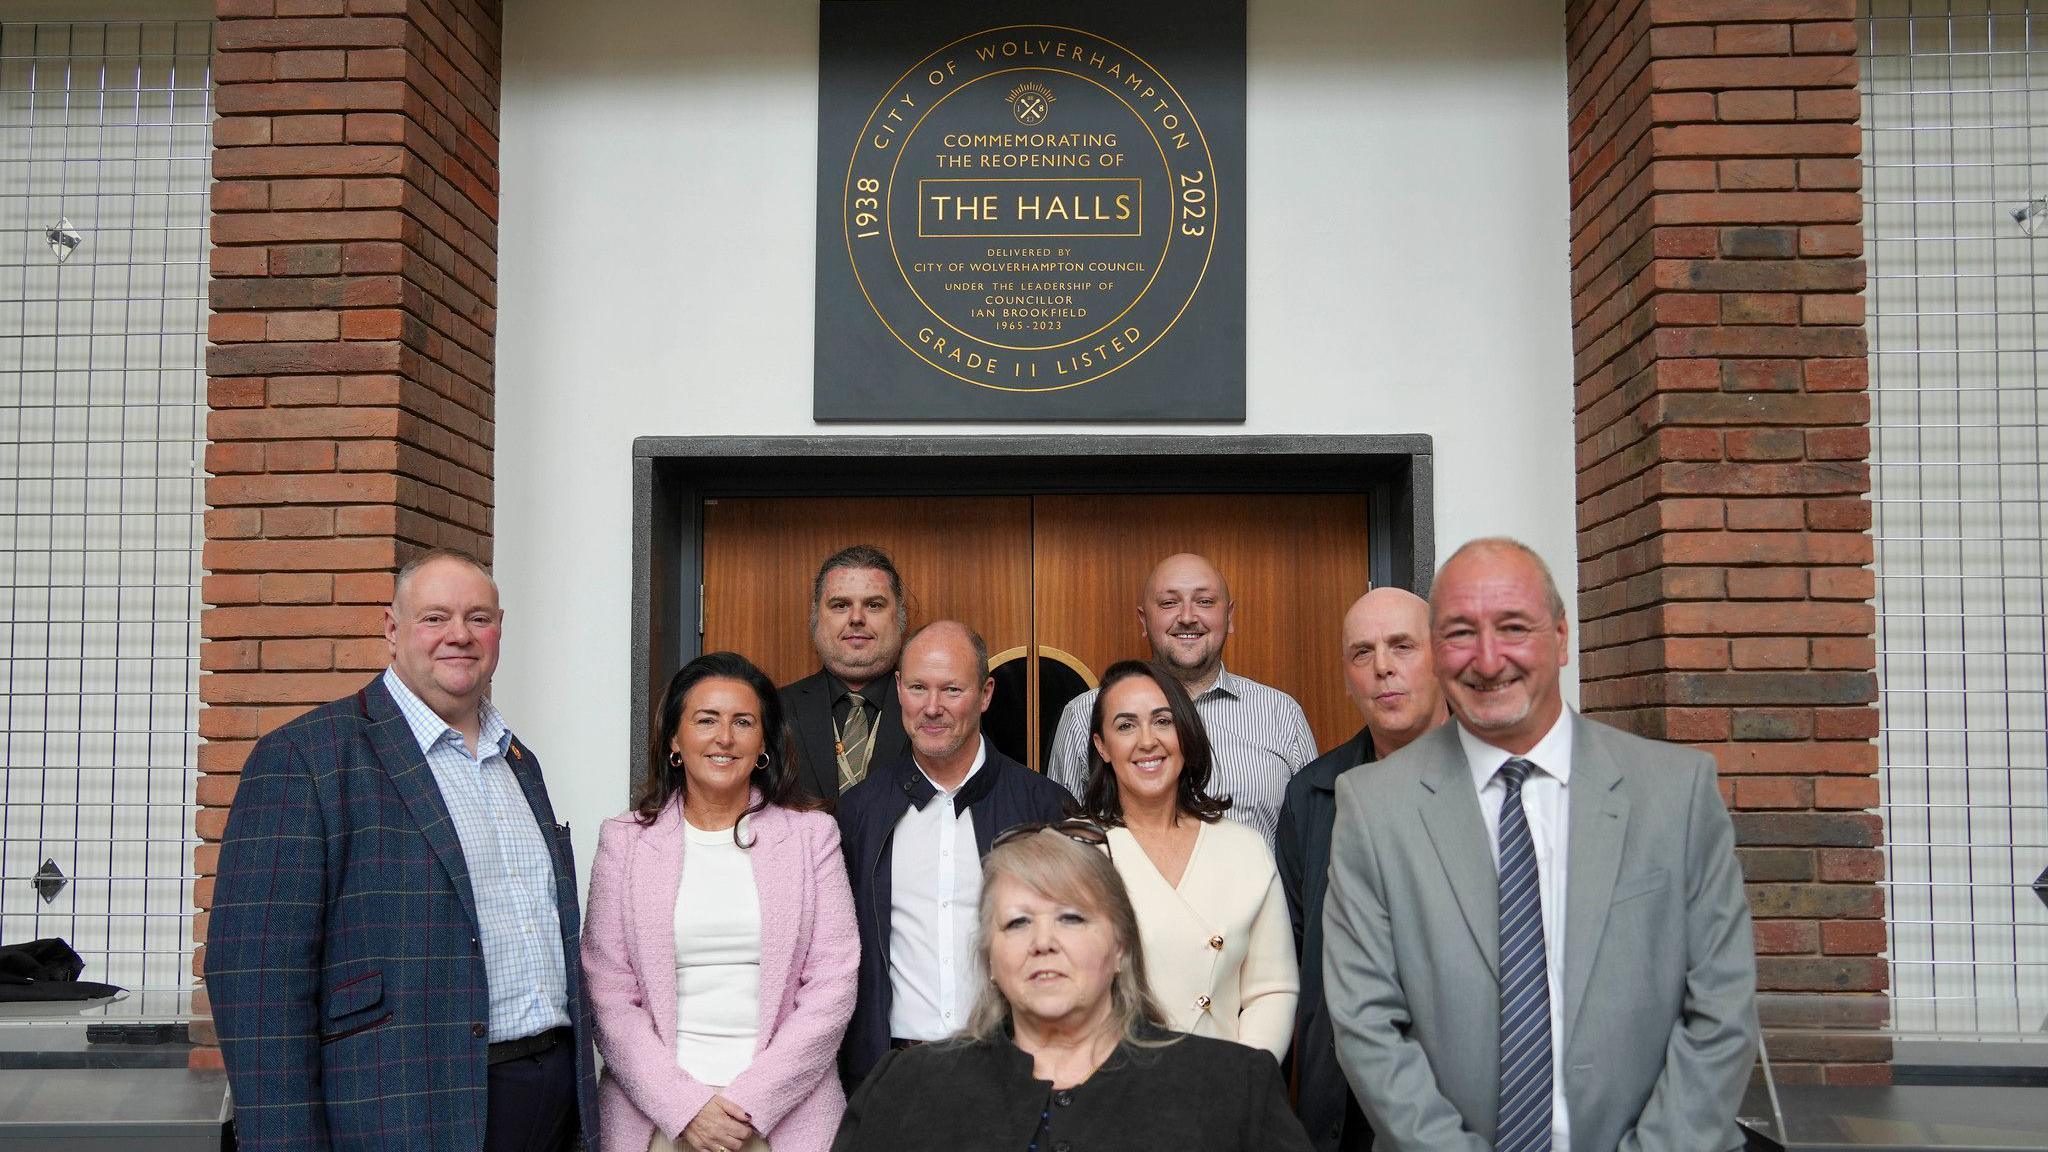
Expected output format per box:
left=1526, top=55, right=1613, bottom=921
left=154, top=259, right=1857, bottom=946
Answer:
left=584, top=652, right=859, bottom=1152
left=1078, top=660, right=1297, bottom=1059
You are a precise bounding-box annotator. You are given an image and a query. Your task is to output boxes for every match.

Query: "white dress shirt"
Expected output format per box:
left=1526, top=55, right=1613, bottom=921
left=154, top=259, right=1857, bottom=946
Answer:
left=1459, top=709, right=1573, bottom=1152
left=887, top=737, right=988, bottom=1041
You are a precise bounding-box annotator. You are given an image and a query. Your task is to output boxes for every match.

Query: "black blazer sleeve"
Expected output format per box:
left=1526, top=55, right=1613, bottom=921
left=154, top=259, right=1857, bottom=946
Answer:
left=1276, top=774, right=1309, bottom=952
left=1245, top=1049, right=1316, bottom=1152
left=830, top=1046, right=902, bottom=1152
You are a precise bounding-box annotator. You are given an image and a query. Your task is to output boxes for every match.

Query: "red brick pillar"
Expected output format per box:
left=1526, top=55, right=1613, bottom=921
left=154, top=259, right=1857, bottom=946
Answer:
left=192, top=0, right=502, bottom=1064
left=1566, top=1, right=1884, bottom=1082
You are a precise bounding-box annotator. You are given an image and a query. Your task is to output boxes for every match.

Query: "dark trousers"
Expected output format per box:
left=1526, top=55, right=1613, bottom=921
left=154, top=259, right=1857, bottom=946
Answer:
left=1338, top=1092, right=1375, bottom=1152
left=485, top=1038, right=579, bottom=1152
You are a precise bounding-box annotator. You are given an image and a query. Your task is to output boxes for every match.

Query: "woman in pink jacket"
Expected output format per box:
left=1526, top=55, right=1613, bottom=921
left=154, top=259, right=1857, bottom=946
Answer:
left=584, top=652, right=859, bottom=1152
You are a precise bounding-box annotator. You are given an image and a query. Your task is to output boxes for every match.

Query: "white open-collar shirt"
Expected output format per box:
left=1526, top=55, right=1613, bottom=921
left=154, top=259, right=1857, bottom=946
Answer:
left=887, top=736, right=988, bottom=1041
left=1458, top=707, right=1573, bottom=1152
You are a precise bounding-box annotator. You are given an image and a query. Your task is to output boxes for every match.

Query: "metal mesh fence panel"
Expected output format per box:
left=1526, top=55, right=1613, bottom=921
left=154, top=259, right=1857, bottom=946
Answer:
left=1863, top=0, right=2048, bottom=1032
left=0, top=18, right=210, bottom=1011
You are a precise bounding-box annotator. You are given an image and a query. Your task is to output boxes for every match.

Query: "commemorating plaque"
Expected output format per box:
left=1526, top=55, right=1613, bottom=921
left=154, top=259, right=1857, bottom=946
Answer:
left=816, top=0, right=1246, bottom=420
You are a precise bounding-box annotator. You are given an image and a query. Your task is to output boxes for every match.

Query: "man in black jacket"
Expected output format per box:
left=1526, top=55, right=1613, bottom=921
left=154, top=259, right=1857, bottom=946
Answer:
left=781, top=544, right=911, bottom=802
left=837, top=620, right=1069, bottom=1087
left=1275, top=588, right=1446, bottom=1152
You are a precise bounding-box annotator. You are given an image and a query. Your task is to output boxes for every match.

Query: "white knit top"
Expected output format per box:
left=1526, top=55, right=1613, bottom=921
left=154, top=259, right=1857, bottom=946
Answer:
left=672, top=820, right=762, bottom=1086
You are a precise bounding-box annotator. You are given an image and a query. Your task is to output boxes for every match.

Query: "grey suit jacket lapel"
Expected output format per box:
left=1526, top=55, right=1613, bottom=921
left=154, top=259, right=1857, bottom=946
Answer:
left=1562, top=714, right=1631, bottom=1047
left=1417, top=727, right=1500, bottom=980
left=363, top=680, right=483, bottom=935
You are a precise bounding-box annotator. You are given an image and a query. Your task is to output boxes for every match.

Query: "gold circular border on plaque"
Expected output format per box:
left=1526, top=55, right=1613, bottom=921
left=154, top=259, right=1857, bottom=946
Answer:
left=840, top=24, right=1220, bottom=394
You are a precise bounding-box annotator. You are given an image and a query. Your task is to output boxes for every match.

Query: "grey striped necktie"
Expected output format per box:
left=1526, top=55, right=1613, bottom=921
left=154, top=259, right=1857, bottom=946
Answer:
left=1496, top=757, right=1552, bottom=1152
left=836, top=692, right=873, bottom=793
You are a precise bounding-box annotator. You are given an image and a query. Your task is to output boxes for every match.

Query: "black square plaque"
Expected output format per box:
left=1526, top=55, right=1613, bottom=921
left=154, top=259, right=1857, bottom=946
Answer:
left=815, top=0, right=1247, bottom=420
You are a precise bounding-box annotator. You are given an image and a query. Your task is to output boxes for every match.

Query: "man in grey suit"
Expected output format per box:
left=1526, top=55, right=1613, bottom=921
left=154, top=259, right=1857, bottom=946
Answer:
left=1323, top=537, right=1756, bottom=1152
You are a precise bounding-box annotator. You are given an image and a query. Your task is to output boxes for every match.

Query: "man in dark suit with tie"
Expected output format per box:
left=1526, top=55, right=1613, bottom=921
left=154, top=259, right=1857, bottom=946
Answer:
left=1323, top=537, right=1756, bottom=1152
left=781, top=544, right=910, bottom=802
left=208, top=548, right=597, bottom=1152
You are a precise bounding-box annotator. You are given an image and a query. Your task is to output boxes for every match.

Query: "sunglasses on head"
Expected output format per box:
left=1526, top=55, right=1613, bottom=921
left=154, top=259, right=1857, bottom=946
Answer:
left=992, top=817, right=1113, bottom=858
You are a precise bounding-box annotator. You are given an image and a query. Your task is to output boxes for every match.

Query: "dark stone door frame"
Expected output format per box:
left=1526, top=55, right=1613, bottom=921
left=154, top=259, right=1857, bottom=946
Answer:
left=629, top=434, right=1433, bottom=786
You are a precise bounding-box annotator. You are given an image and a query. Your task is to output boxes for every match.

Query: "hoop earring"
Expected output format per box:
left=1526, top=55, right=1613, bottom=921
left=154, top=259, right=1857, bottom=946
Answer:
left=668, top=750, right=683, bottom=769
left=755, top=752, right=771, bottom=770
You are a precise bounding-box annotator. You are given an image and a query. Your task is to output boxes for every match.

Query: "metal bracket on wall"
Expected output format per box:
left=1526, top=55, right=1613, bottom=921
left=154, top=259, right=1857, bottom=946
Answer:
left=33, top=858, right=67, bottom=904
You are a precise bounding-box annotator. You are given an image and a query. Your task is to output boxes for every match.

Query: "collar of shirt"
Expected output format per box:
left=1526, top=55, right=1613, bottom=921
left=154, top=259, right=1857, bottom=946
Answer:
left=910, top=735, right=986, bottom=804
left=828, top=671, right=881, bottom=708
left=1196, top=664, right=1243, bottom=701
left=1456, top=706, right=1575, bottom=796
left=380, top=666, right=511, bottom=760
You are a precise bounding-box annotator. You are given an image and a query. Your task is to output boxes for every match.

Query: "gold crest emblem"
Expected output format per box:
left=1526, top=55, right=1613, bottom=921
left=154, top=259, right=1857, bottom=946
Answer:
left=1007, top=81, right=1053, bottom=126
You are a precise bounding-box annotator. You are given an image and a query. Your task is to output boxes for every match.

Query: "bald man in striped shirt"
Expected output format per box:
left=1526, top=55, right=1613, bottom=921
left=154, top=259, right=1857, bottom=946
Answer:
left=1047, top=553, right=1317, bottom=849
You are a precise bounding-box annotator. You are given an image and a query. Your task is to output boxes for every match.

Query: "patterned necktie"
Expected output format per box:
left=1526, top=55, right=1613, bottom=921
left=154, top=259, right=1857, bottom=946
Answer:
left=1495, top=757, right=1552, bottom=1152
left=836, top=691, right=873, bottom=793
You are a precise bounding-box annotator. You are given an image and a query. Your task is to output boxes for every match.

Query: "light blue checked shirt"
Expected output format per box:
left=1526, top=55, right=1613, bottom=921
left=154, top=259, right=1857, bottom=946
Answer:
left=382, top=667, right=569, bottom=1042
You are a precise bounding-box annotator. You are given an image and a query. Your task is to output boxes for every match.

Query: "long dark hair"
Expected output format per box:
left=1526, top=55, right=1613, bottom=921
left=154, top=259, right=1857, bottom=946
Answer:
left=1081, top=660, right=1232, bottom=826
left=637, top=651, right=818, bottom=843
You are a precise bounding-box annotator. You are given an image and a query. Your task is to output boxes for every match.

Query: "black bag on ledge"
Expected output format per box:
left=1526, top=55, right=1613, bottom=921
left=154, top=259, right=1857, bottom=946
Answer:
left=0, top=938, right=125, bottom=1002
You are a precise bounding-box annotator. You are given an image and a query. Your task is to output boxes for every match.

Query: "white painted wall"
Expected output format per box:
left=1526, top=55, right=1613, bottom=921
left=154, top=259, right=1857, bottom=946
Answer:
left=494, top=0, right=1578, bottom=873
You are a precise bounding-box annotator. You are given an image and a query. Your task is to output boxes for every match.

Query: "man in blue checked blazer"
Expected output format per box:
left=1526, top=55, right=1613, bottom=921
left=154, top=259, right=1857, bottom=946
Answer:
left=209, top=549, right=597, bottom=1152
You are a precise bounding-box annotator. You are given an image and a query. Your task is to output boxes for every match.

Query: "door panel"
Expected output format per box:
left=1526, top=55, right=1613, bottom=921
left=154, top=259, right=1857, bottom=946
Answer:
left=700, top=496, right=1033, bottom=689
left=699, top=491, right=1372, bottom=770
left=1032, top=494, right=1371, bottom=753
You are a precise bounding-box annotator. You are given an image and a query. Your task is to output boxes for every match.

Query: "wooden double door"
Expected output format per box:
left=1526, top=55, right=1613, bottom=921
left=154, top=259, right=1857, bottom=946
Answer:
left=701, top=493, right=1371, bottom=770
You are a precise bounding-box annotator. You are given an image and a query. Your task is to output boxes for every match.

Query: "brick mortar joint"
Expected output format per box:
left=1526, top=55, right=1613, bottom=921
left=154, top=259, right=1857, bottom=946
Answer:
left=1569, top=261, right=1869, bottom=334
left=211, top=194, right=503, bottom=253
left=1565, top=3, right=1656, bottom=108
left=210, top=113, right=505, bottom=168
left=204, top=389, right=501, bottom=432
left=210, top=205, right=503, bottom=269
left=213, top=40, right=506, bottom=120
left=212, top=308, right=502, bottom=362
